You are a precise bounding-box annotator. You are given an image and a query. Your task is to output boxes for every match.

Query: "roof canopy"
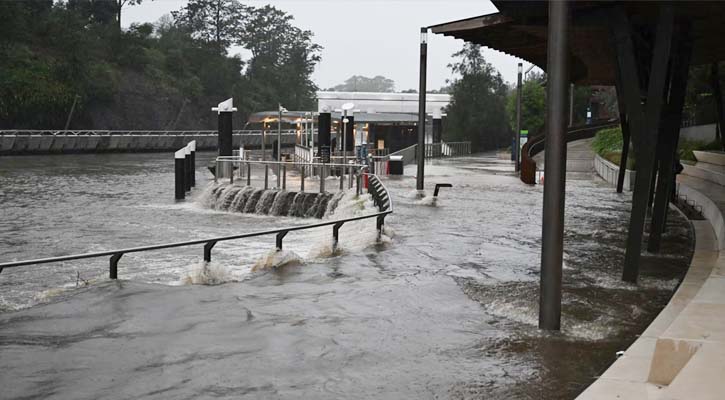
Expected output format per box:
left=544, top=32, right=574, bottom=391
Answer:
left=430, top=1, right=725, bottom=85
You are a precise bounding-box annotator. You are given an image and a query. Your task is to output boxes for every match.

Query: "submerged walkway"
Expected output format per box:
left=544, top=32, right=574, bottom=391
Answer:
left=579, top=161, right=725, bottom=399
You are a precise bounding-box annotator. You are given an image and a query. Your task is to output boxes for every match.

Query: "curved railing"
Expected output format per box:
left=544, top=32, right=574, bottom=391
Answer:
left=0, top=168, right=392, bottom=280
left=520, top=120, right=620, bottom=184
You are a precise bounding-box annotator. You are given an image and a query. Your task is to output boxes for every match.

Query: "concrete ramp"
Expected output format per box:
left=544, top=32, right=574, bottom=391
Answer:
left=533, top=137, right=595, bottom=173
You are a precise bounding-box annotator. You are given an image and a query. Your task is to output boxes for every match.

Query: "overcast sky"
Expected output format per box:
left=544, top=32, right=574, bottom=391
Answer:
left=124, top=0, right=531, bottom=91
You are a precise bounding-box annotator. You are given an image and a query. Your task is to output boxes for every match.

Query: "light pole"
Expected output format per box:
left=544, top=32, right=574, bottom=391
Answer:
left=277, top=104, right=288, bottom=188
left=341, top=102, right=355, bottom=167
left=416, top=27, right=428, bottom=192
left=515, top=62, right=523, bottom=172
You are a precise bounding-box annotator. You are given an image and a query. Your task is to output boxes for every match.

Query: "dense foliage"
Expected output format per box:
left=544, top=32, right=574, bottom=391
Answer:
left=505, top=72, right=546, bottom=138
left=591, top=127, right=635, bottom=169
left=444, top=43, right=511, bottom=152
left=0, top=0, right=321, bottom=129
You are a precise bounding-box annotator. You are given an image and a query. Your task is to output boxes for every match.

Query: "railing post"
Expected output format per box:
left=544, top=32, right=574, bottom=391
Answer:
left=282, top=164, right=287, bottom=190
left=215, top=159, right=220, bottom=183
left=376, top=215, right=386, bottom=240
left=247, top=163, right=251, bottom=186
left=264, top=165, right=269, bottom=189
left=229, top=161, right=234, bottom=184
left=332, top=222, right=344, bottom=251
left=301, top=165, right=305, bottom=192
left=276, top=231, right=288, bottom=250
left=109, top=253, right=123, bottom=279
left=204, top=241, right=217, bottom=262
left=356, top=173, right=360, bottom=196
left=320, top=165, right=326, bottom=193
left=339, top=167, right=344, bottom=190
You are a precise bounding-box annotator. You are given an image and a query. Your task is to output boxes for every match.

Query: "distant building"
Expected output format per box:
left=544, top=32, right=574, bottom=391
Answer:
left=317, top=91, right=450, bottom=153
left=245, top=91, right=451, bottom=154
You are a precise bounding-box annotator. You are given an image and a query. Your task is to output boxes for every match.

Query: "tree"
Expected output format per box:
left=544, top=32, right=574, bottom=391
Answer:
left=171, top=0, right=246, bottom=53
left=332, top=75, right=395, bottom=92
left=116, top=0, right=144, bottom=30
left=506, top=72, right=546, bottom=138
left=239, top=5, right=322, bottom=111
left=444, top=43, right=511, bottom=152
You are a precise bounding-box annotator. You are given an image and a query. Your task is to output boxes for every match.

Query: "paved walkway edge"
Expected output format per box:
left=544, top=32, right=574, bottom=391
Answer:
left=577, top=182, right=725, bottom=400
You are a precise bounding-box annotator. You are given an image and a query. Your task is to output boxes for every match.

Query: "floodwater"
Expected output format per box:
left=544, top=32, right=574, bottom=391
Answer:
left=0, top=152, right=692, bottom=399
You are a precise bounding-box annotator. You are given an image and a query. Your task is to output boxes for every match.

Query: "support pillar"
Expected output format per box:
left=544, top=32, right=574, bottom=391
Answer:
left=649, top=26, right=693, bottom=252
left=613, top=55, right=632, bottom=194
left=711, top=62, right=724, bottom=147
left=539, top=0, right=569, bottom=331
left=416, top=27, right=428, bottom=192
left=615, top=5, right=675, bottom=283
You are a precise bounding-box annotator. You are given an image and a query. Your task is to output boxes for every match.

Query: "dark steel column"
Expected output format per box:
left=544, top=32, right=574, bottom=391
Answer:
left=539, top=0, right=569, bottom=331
left=417, top=27, right=428, bottom=192
left=175, top=151, right=185, bottom=200
left=515, top=63, right=523, bottom=172
left=621, top=6, right=674, bottom=283
left=184, top=149, right=191, bottom=191
left=190, top=141, right=196, bottom=187
left=218, top=112, right=233, bottom=157
left=344, top=116, right=355, bottom=152
left=432, top=118, right=442, bottom=143
left=613, top=55, right=632, bottom=194
left=649, top=27, right=693, bottom=252
left=711, top=63, right=724, bottom=147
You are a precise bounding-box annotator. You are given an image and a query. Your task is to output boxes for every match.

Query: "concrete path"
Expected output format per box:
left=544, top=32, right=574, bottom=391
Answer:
left=533, top=137, right=596, bottom=173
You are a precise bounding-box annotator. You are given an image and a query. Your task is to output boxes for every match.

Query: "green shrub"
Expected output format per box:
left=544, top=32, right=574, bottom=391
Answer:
left=678, top=139, right=722, bottom=161
left=591, top=127, right=636, bottom=170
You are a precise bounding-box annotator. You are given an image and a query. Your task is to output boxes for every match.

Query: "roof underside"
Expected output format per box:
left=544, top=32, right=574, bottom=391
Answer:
left=430, top=1, right=725, bottom=85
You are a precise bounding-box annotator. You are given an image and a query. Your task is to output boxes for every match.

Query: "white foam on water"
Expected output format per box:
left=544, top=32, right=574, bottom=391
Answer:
left=180, top=262, right=241, bottom=285
left=252, top=250, right=304, bottom=272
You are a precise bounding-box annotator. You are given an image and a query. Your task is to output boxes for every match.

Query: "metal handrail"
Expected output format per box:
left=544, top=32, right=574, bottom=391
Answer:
left=0, top=130, right=299, bottom=136
left=0, top=173, right=393, bottom=277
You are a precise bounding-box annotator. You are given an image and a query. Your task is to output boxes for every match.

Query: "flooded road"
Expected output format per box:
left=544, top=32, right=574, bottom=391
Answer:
left=0, top=153, right=692, bottom=399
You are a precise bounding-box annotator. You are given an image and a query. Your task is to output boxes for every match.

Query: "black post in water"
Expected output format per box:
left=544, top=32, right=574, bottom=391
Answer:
left=219, top=113, right=233, bottom=157
left=417, top=27, right=428, bottom=192
left=344, top=116, right=355, bottom=152
left=515, top=62, right=523, bottom=172
left=184, top=147, right=191, bottom=191
left=175, top=148, right=186, bottom=200
left=190, top=141, right=196, bottom=187
left=432, top=117, right=442, bottom=144
left=318, top=112, right=331, bottom=193
left=539, top=0, right=569, bottom=331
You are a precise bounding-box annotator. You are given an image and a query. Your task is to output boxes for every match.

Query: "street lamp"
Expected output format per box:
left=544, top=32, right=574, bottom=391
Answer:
left=341, top=102, right=355, bottom=167
left=277, top=104, right=288, bottom=188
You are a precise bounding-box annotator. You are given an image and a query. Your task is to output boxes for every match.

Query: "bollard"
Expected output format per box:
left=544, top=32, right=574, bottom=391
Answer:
left=282, top=165, right=286, bottom=190
left=190, top=141, right=196, bottom=187
left=348, top=166, right=353, bottom=189
left=264, top=165, right=269, bottom=189
left=175, top=148, right=186, bottom=199
left=215, top=159, right=220, bottom=182
left=109, top=253, right=122, bottom=279
left=356, top=173, right=361, bottom=196
left=247, top=163, right=251, bottom=186
left=339, top=167, right=344, bottom=190
left=229, top=162, right=234, bottom=184
left=184, top=146, right=191, bottom=191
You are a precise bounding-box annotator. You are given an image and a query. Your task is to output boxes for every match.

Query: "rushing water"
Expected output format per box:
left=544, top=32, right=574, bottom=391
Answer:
left=0, top=152, right=692, bottom=399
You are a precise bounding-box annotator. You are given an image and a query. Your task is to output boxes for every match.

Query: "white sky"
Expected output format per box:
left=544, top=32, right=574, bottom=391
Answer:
left=124, top=0, right=531, bottom=91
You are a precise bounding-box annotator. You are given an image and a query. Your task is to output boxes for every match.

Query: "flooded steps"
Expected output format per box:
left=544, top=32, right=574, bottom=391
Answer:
left=577, top=177, right=725, bottom=400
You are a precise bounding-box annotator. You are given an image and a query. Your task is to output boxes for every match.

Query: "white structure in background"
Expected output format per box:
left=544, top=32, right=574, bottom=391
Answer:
left=317, top=91, right=450, bottom=115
